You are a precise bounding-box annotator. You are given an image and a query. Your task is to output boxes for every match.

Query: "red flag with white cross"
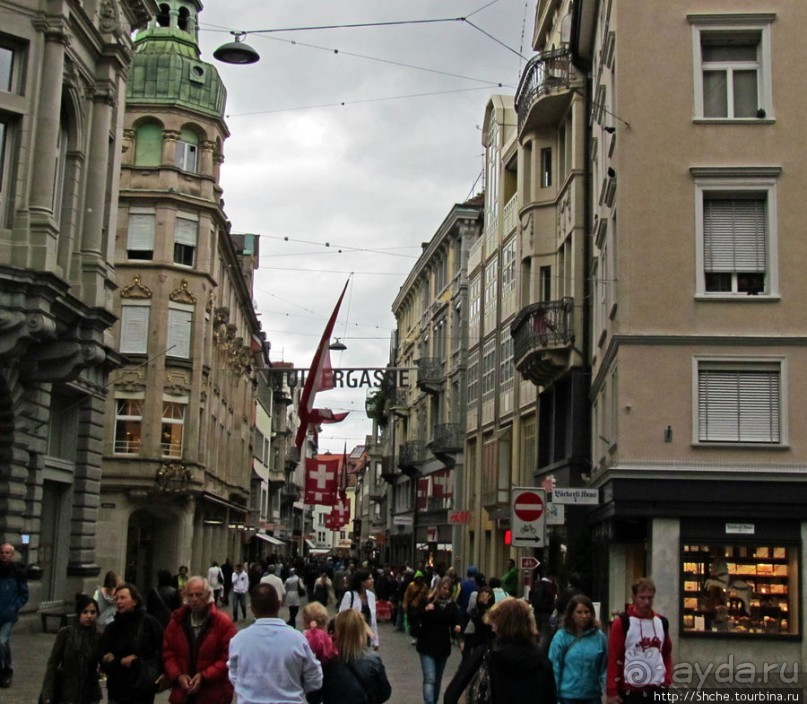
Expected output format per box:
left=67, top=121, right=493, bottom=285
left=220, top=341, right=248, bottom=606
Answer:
left=304, top=456, right=339, bottom=506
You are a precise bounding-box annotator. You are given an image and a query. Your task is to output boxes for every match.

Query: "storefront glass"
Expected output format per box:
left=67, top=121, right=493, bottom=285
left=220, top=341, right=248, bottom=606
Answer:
left=682, top=543, right=798, bottom=636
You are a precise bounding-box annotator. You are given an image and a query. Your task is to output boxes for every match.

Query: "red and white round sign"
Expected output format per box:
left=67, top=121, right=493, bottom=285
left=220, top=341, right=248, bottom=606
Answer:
left=513, top=491, right=544, bottom=522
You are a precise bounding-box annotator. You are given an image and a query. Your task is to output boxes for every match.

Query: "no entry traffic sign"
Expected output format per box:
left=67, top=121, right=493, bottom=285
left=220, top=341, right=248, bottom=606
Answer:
left=513, top=491, right=544, bottom=521
left=511, top=487, right=547, bottom=548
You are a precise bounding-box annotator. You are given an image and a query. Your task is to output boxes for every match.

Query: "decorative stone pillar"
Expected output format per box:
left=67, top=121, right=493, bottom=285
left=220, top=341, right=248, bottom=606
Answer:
left=29, top=20, right=68, bottom=215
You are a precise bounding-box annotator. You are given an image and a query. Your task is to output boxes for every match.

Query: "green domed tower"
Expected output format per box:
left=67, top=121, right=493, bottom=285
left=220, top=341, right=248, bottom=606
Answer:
left=127, top=0, right=227, bottom=119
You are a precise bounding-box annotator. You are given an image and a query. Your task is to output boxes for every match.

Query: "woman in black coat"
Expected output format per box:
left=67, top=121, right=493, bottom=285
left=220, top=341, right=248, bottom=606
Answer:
left=40, top=594, right=103, bottom=704
left=416, top=576, right=462, bottom=704
left=98, top=583, right=164, bottom=704
left=444, top=597, right=556, bottom=704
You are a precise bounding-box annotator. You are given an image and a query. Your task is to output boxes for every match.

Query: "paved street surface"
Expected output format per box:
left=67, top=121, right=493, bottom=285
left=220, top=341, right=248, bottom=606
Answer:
left=5, top=602, right=461, bottom=704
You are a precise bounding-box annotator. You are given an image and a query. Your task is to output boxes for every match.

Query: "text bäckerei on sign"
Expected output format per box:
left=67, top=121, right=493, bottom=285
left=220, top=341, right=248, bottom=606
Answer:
left=268, top=367, right=414, bottom=389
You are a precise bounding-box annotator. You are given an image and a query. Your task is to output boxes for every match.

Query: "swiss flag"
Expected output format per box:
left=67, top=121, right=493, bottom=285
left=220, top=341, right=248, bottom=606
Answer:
left=432, top=469, right=452, bottom=498
left=330, top=495, right=351, bottom=528
left=304, top=456, right=340, bottom=506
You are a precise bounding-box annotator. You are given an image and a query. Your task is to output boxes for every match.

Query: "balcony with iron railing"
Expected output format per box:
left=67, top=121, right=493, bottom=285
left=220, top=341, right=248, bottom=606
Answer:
left=416, top=357, right=444, bottom=394
left=380, top=455, right=398, bottom=484
left=281, top=481, right=300, bottom=504
left=430, top=423, right=463, bottom=458
left=510, top=297, right=575, bottom=386
left=389, top=388, right=410, bottom=417
left=398, top=440, right=426, bottom=477
left=515, top=48, right=577, bottom=132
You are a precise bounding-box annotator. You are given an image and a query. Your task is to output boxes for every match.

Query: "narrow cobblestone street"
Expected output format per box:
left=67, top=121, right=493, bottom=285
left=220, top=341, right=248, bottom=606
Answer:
left=6, top=603, right=461, bottom=704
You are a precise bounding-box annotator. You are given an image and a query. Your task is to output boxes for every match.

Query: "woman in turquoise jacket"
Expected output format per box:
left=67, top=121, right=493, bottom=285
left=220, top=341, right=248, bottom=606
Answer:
left=548, top=594, right=607, bottom=704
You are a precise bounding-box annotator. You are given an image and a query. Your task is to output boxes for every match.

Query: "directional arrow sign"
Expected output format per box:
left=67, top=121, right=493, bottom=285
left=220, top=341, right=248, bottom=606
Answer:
left=511, top=487, right=547, bottom=548
left=520, top=556, right=540, bottom=570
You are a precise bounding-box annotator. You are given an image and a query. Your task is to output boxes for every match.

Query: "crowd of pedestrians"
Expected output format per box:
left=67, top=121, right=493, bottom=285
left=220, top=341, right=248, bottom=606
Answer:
left=0, top=543, right=676, bottom=704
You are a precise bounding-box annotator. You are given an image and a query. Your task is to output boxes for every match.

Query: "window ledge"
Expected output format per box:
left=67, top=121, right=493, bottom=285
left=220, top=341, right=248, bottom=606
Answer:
left=693, top=442, right=789, bottom=450
left=693, top=118, right=775, bottom=125
left=694, top=294, right=780, bottom=303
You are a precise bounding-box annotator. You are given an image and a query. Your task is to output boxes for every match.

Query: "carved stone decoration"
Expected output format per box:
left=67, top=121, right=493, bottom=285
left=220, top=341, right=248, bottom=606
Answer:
left=156, top=462, right=192, bottom=493
left=120, top=274, right=152, bottom=299
left=205, top=290, right=214, bottom=314
left=169, top=279, right=196, bottom=305
left=114, top=368, right=145, bottom=392
left=99, top=0, right=121, bottom=34
left=165, top=382, right=190, bottom=396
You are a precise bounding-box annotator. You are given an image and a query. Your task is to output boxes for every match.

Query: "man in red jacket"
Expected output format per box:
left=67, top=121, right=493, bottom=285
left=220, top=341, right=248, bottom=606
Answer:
left=607, top=577, right=673, bottom=704
left=162, top=576, right=237, bottom=703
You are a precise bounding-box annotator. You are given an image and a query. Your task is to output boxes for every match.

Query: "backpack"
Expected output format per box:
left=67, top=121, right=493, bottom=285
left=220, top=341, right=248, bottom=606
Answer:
left=530, top=578, right=557, bottom=614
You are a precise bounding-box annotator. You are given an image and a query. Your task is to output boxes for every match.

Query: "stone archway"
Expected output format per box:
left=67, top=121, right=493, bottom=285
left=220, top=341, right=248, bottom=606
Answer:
left=125, top=504, right=181, bottom=593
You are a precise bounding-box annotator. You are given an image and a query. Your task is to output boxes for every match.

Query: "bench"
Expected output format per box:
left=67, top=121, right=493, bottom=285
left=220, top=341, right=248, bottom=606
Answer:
left=40, top=603, right=76, bottom=633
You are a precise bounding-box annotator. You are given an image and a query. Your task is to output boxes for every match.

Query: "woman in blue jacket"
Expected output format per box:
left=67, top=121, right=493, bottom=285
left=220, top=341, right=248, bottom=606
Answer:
left=548, top=594, right=607, bottom=704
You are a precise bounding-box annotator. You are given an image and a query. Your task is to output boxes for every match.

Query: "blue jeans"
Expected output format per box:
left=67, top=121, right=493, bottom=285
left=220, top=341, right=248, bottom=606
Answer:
left=419, top=652, right=448, bottom=704
left=232, top=592, right=247, bottom=621
left=0, top=620, right=14, bottom=670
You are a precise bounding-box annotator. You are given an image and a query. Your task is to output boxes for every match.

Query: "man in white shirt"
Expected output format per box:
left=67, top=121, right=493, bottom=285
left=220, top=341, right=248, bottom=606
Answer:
left=228, top=583, right=322, bottom=704
left=231, top=563, right=249, bottom=622
left=259, top=564, right=285, bottom=603
left=207, top=561, right=224, bottom=605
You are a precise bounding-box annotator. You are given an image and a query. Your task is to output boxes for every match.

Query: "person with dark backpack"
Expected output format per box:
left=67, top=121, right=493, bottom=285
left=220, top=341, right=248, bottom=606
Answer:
left=529, top=570, right=558, bottom=649
left=606, top=577, right=672, bottom=704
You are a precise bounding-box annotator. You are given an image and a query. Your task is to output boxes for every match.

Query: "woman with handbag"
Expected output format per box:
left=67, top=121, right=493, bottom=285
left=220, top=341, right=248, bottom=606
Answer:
left=308, top=608, right=391, bottom=704
left=99, top=583, right=165, bottom=704
left=415, top=576, right=462, bottom=704
left=338, top=568, right=379, bottom=649
left=444, top=598, right=556, bottom=704
left=548, top=595, right=607, bottom=704
left=40, top=594, right=103, bottom=704
left=283, top=568, right=305, bottom=628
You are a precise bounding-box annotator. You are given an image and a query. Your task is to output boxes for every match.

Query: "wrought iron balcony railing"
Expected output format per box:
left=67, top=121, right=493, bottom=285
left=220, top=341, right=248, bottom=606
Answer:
left=416, top=357, right=444, bottom=392
left=398, top=440, right=426, bottom=471
left=515, top=49, right=574, bottom=130
left=431, top=423, right=463, bottom=455
left=510, top=298, right=575, bottom=385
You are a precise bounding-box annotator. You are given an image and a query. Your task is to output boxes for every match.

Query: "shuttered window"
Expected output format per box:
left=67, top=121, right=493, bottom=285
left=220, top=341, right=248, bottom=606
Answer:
left=127, top=213, right=155, bottom=259
left=120, top=305, right=149, bottom=354
left=703, top=197, right=766, bottom=294
left=698, top=365, right=780, bottom=443
left=167, top=306, right=192, bottom=358
left=174, top=216, right=197, bottom=266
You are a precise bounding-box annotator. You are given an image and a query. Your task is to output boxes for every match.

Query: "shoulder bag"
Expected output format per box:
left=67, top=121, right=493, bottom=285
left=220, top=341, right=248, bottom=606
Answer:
left=459, top=647, right=493, bottom=704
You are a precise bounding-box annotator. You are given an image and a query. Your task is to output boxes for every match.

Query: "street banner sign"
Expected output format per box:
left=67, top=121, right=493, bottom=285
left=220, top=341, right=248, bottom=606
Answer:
left=551, top=487, right=599, bottom=505
left=511, top=487, right=546, bottom=548
left=520, top=556, right=540, bottom=571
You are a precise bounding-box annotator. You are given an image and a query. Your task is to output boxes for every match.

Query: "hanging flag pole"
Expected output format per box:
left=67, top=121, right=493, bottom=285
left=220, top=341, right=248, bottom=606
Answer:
left=295, top=280, right=350, bottom=451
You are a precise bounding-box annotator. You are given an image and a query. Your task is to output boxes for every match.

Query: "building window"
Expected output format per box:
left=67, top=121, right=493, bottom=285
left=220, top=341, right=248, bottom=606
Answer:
left=175, top=127, right=199, bottom=172
left=690, top=15, right=774, bottom=120
left=484, top=259, right=498, bottom=309
left=134, top=121, right=163, bottom=166
left=485, top=116, right=499, bottom=231
left=482, top=338, right=496, bottom=401
left=696, top=360, right=783, bottom=445
left=120, top=304, right=150, bottom=354
left=540, top=148, right=552, bottom=188
left=693, top=167, right=779, bottom=298
left=540, top=266, right=552, bottom=302
left=467, top=350, right=479, bottom=409
left=499, top=330, right=513, bottom=393
left=114, top=398, right=144, bottom=454
left=469, top=276, right=481, bottom=325
left=127, top=211, right=155, bottom=260
left=174, top=215, right=198, bottom=266
left=0, top=117, right=16, bottom=227
left=167, top=305, right=193, bottom=359
left=682, top=543, right=798, bottom=636
left=502, top=238, right=516, bottom=296
left=161, top=401, right=186, bottom=457
left=0, top=45, right=13, bottom=92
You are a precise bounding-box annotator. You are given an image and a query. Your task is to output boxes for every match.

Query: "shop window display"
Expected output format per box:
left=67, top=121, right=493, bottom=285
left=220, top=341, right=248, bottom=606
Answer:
left=682, top=544, right=798, bottom=636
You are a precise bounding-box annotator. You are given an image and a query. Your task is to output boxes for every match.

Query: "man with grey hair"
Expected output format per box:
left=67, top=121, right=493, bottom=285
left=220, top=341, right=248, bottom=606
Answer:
left=163, top=576, right=236, bottom=702
left=260, top=564, right=286, bottom=603
left=0, top=543, right=28, bottom=689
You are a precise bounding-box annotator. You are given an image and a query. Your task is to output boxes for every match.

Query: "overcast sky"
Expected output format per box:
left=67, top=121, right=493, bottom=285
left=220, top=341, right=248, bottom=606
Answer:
left=195, top=1, right=534, bottom=453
